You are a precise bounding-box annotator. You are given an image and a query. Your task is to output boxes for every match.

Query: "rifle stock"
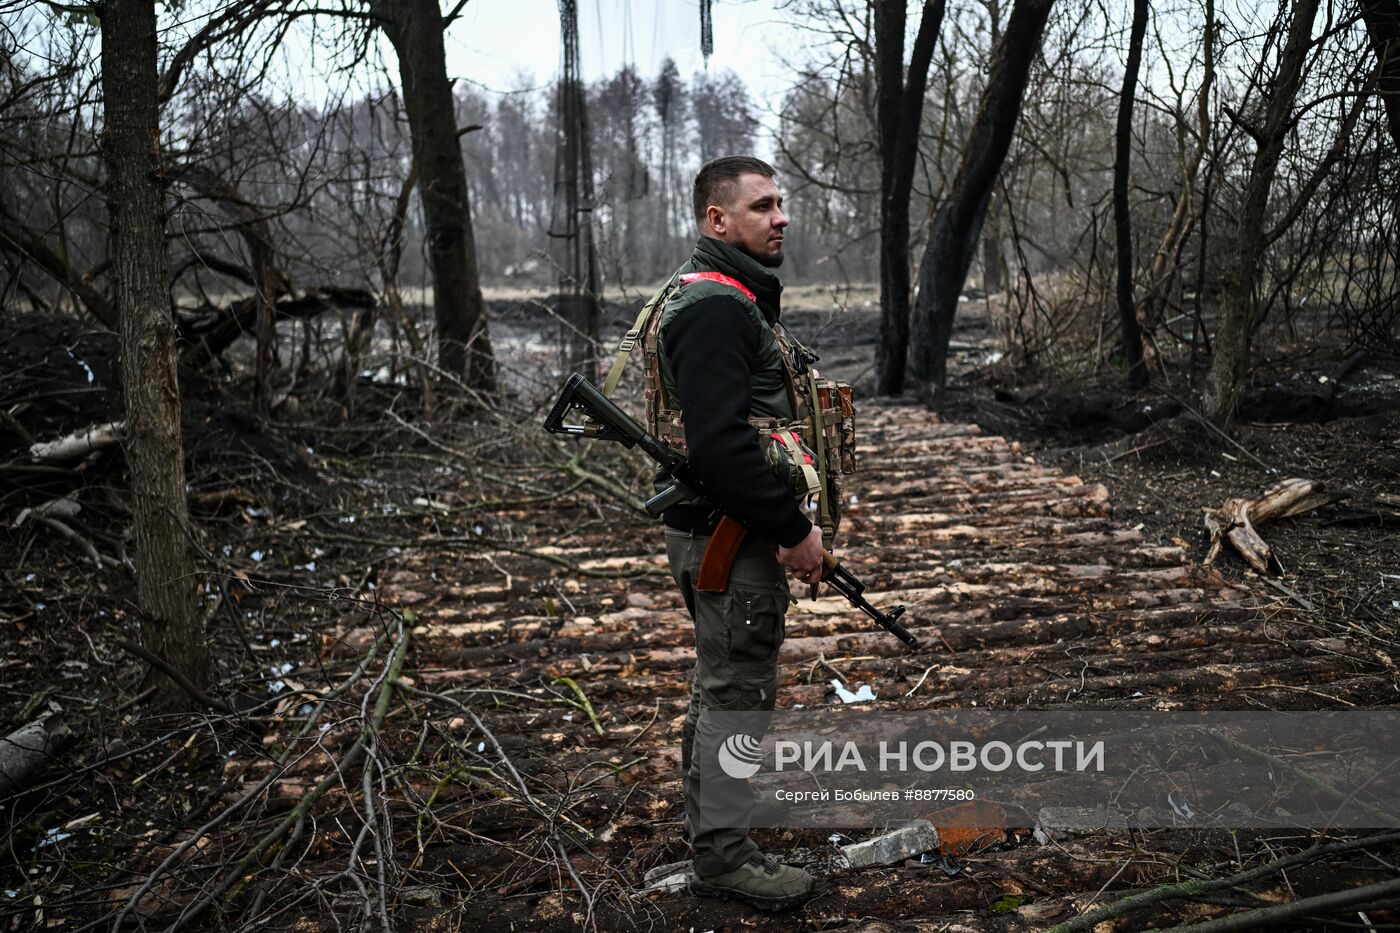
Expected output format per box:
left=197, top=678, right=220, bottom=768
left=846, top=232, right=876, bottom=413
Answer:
left=544, top=373, right=919, bottom=651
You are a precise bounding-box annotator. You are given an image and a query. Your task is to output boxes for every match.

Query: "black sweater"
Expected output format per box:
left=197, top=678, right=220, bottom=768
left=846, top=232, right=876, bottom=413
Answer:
left=660, top=295, right=813, bottom=548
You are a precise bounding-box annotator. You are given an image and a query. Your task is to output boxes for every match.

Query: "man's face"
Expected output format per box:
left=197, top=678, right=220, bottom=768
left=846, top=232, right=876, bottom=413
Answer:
left=708, top=173, right=789, bottom=268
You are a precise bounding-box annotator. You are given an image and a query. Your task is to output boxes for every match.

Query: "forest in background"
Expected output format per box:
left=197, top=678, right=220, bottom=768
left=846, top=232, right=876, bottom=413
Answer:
left=6, top=0, right=1396, bottom=363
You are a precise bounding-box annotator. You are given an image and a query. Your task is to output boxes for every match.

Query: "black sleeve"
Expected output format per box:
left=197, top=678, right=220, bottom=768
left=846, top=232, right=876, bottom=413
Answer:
left=664, top=295, right=813, bottom=548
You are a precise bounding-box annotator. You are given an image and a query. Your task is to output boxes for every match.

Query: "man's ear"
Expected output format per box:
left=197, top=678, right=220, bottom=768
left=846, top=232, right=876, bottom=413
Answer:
left=705, top=204, right=727, bottom=236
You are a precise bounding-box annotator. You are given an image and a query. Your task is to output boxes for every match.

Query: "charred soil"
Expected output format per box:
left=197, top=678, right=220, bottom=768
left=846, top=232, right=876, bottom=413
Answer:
left=3, top=305, right=1400, bottom=931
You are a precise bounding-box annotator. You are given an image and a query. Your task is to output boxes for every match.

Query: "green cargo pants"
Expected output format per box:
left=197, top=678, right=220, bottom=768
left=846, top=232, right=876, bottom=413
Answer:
left=665, top=527, right=790, bottom=878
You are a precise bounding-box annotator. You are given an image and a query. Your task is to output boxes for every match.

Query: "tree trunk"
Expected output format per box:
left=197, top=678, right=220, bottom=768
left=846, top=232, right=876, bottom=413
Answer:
left=1112, top=0, right=1150, bottom=389
left=1140, top=0, right=1213, bottom=340
left=374, top=0, right=496, bottom=394
left=101, top=0, right=210, bottom=706
left=1200, top=0, right=1320, bottom=427
left=907, top=0, right=1055, bottom=397
left=982, top=218, right=1004, bottom=296
left=1362, top=0, right=1400, bottom=151
left=874, top=0, right=944, bottom=396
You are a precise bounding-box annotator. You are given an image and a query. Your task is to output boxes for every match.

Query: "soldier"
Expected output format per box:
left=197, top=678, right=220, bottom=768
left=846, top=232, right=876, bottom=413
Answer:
left=644, top=156, right=826, bottom=910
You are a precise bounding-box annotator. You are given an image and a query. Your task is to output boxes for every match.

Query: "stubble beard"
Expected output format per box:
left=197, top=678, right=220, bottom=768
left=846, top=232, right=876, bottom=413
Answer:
left=738, top=241, right=785, bottom=269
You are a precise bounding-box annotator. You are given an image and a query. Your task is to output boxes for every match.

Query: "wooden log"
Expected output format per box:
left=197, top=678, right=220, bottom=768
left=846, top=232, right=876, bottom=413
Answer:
left=11, top=494, right=81, bottom=528
left=29, top=422, right=124, bottom=462
left=0, top=720, right=71, bottom=797
left=1204, top=477, right=1331, bottom=572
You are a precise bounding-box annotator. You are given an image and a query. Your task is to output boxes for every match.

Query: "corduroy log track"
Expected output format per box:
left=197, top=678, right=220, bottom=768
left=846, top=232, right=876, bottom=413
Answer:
left=320, top=402, right=1389, bottom=929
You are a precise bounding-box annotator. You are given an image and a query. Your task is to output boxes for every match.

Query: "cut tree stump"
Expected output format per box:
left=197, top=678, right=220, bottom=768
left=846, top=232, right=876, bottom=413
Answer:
left=1203, top=477, right=1332, bottom=572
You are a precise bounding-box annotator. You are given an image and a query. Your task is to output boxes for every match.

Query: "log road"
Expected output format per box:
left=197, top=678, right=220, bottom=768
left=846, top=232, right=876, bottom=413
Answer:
left=377, top=403, right=1390, bottom=927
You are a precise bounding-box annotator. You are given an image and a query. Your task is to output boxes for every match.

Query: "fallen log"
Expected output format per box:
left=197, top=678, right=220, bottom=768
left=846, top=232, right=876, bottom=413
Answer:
left=1204, top=477, right=1332, bottom=572
left=179, top=286, right=376, bottom=363
left=0, top=720, right=73, bottom=797
left=12, top=494, right=81, bottom=528
left=29, top=422, right=124, bottom=462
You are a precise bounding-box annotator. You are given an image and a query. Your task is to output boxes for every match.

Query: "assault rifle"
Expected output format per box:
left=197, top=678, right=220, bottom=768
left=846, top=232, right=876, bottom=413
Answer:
left=544, top=372, right=919, bottom=651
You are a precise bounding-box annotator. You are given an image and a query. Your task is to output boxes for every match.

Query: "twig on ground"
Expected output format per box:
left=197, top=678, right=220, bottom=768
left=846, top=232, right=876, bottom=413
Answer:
left=110, top=621, right=401, bottom=932
left=1045, top=831, right=1400, bottom=933
left=1164, top=392, right=1276, bottom=473
left=115, top=638, right=236, bottom=714
left=552, top=676, right=605, bottom=736
left=1160, top=875, right=1400, bottom=931
left=164, top=619, right=411, bottom=932
left=396, top=683, right=599, bottom=924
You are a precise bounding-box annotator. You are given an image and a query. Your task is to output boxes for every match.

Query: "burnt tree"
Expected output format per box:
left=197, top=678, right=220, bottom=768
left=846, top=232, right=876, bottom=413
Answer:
left=1201, top=0, right=1321, bottom=427
left=874, top=0, right=944, bottom=396
left=1112, top=0, right=1150, bottom=388
left=101, top=0, right=210, bottom=704
left=907, top=0, right=1055, bottom=397
left=371, top=0, right=496, bottom=393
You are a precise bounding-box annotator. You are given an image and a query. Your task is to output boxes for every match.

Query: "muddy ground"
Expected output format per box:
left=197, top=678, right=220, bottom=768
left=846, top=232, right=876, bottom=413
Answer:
left=2, top=294, right=1399, bottom=930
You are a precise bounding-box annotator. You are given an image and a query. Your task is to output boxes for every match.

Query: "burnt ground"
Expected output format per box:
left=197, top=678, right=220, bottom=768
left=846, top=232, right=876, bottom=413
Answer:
left=933, top=358, right=1400, bottom=665
left=2, top=299, right=1400, bottom=931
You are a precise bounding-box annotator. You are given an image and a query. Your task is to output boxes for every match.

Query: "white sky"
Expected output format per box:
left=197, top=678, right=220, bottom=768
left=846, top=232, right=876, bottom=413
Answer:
left=438, top=0, right=801, bottom=112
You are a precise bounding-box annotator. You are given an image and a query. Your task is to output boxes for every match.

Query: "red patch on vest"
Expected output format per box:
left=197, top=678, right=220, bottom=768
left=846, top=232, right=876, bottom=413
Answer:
left=770, top=431, right=813, bottom=464
left=679, top=271, right=756, bottom=302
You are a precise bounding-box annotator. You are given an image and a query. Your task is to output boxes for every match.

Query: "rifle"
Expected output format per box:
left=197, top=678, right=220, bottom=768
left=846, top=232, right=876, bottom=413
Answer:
left=544, top=372, right=920, bottom=651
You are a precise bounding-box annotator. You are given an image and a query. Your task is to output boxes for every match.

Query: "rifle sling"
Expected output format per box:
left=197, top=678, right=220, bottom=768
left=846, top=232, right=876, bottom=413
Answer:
left=582, top=272, right=683, bottom=439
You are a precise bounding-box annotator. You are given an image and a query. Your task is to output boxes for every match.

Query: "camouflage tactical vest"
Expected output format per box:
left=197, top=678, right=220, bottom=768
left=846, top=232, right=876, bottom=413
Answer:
left=601, top=250, right=857, bottom=546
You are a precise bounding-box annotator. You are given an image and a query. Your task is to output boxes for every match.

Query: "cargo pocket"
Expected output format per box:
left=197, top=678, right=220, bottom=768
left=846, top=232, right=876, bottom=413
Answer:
left=727, top=584, right=786, bottom=662
left=692, top=590, right=733, bottom=665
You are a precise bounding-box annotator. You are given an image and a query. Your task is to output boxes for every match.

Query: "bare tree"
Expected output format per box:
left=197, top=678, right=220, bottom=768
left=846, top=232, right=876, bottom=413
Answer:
left=652, top=58, right=688, bottom=272
left=907, top=0, right=1056, bottom=396
left=1112, top=0, right=1150, bottom=388
left=369, top=0, right=497, bottom=394
left=101, top=0, right=210, bottom=705
left=1200, top=0, right=1321, bottom=426
left=874, top=0, right=944, bottom=396
left=1137, top=0, right=1215, bottom=354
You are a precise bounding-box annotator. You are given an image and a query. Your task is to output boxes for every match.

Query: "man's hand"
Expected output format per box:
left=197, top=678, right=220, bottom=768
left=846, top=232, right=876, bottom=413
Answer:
left=778, top=524, right=825, bottom=586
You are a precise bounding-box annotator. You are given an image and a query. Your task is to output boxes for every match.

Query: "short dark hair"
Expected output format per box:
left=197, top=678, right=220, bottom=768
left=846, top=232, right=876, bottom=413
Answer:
left=693, top=155, right=777, bottom=226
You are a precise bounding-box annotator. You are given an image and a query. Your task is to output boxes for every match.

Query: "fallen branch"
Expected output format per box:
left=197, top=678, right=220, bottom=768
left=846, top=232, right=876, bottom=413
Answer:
left=36, top=515, right=111, bottom=567
left=166, top=619, right=411, bottom=932
left=179, top=286, right=376, bottom=363
left=1203, top=729, right=1400, bottom=825
left=115, top=639, right=237, bottom=715
left=12, top=494, right=81, bottom=528
left=1162, top=874, right=1400, bottom=931
left=1317, top=349, right=1368, bottom=406
left=1044, top=830, right=1400, bottom=933
left=111, top=623, right=400, bottom=931
left=29, top=421, right=124, bottom=462
left=1203, top=477, right=1332, bottom=572
left=397, top=683, right=599, bottom=919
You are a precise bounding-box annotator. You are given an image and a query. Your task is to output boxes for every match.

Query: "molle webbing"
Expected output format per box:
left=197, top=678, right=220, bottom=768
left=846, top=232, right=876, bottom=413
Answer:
left=607, top=267, right=860, bottom=544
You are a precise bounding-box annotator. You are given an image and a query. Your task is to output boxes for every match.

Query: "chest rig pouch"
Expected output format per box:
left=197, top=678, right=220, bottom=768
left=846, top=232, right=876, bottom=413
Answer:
left=601, top=268, right=858, bottom=547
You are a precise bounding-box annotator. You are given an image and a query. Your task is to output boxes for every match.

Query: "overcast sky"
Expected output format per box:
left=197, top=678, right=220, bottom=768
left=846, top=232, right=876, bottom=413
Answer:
left=437, top=0, right=803, bottom=121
